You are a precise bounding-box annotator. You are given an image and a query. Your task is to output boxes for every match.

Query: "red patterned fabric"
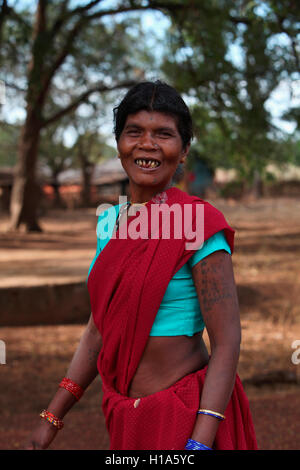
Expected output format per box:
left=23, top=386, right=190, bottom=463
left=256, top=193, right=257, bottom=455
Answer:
left=87, top=187, right=257, bottom=450
left=102, top=367, right=257, bottom=450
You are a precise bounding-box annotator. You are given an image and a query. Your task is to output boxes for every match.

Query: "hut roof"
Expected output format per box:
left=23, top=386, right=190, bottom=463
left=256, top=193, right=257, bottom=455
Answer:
left=57, top=157, right=127, bottom=185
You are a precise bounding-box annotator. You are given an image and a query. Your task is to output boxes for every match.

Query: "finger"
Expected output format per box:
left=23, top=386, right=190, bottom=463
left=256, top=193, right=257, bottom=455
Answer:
left=25, top=441, right=42, bottom=450
left=24, top=442, right=35, bottom=450
left=33, top=442, right=43, bottom=450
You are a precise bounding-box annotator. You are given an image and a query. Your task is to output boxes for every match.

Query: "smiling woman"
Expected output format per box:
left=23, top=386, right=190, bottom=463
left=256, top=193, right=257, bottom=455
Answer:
left=25, top=81, right=257, bottom=451
left=114, top=81, right=193, bottom=203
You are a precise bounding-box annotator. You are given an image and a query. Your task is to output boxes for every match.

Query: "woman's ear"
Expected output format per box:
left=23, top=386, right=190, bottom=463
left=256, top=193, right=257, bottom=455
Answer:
left=180, top=143, right=190, bottom=164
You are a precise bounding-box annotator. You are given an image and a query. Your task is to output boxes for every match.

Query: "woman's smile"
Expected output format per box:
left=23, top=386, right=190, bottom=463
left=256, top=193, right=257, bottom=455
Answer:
left=134, top=157, right=161, bottom=170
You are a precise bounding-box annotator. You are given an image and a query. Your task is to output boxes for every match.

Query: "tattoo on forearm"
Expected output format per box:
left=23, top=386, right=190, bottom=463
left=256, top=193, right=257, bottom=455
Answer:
left=88, top=347, right=100, bottom=364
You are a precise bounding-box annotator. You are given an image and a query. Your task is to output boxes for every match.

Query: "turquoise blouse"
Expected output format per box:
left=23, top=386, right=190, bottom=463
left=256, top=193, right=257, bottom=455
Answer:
left=87, top=203, right=231, bottom=336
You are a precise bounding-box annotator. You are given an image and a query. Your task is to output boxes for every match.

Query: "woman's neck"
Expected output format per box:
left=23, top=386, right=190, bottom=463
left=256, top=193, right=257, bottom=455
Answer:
left=129, top=181, right=173, bottom=204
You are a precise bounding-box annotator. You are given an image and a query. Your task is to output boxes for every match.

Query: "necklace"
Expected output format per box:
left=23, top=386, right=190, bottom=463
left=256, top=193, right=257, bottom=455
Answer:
left=114, top=200, right=148, bottom=232
left=129, top=201, right=148, bottom=205
left=115, top=186, right=171, bottom=231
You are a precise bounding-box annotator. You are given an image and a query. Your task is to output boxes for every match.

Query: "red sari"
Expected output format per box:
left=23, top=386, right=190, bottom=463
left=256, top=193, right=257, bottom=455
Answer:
left=87, top=187, right=257, bottom=450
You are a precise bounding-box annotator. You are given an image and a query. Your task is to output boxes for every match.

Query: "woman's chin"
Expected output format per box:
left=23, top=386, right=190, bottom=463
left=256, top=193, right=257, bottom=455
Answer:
left=129, top=174, right=162, bottom=187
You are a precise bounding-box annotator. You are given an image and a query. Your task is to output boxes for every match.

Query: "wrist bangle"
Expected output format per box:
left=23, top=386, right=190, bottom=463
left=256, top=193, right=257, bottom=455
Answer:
left=59, top=377, right=84, bottom=401
left=185, top=438, right=212, bottom=450
left=40, top=410, right=64, bottom=430
left=197, top=409, right=226, bottom=421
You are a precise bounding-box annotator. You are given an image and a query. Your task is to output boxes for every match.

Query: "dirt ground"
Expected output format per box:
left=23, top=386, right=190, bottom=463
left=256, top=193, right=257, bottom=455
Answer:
left=0, top=196, right=300, bottom=450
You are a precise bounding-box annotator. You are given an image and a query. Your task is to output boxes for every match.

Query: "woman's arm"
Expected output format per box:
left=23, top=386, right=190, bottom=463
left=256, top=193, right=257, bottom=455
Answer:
left=190, top=250, right=241, bottom=449
left=47, top=313, right=102, bottom=417
left=25, top=313, right=102, bottom=449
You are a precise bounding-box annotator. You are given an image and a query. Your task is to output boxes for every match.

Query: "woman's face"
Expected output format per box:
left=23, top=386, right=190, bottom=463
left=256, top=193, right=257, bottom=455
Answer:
left=117, top=110, right=189, bottom=191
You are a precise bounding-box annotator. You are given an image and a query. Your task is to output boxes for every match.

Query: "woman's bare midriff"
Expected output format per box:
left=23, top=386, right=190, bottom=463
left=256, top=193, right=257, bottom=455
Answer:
left=128, top=332, right=209, bottom=398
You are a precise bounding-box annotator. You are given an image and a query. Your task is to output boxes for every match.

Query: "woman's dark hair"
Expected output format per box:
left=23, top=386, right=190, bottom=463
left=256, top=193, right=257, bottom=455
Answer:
left=113, top=80, right=193, bottom=149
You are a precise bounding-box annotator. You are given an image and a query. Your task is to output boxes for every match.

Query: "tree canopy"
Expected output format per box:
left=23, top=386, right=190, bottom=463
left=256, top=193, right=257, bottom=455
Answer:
left=0, top=0, right=299, bottom=230
left=161, top=0, right=300, bottom=188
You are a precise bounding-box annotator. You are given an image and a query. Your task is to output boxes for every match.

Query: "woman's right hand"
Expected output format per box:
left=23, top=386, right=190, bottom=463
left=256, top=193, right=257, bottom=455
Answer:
left=24, top=419, right=59, bottom=450
left=23, top=313, right=101, bottom=450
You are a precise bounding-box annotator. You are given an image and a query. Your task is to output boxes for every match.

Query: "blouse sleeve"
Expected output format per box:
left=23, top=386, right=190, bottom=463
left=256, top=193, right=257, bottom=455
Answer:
left=188, top=229, right=231, bottom=269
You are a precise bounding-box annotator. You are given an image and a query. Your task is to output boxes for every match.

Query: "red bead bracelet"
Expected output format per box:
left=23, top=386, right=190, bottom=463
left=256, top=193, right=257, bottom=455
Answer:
left=40, top=410, right=64, bottom=430
left=59, top=377, right=84, bottom=401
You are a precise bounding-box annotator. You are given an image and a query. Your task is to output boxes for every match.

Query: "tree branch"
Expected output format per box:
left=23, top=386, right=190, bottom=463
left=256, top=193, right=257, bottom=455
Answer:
left=36, top=1, right=184, bottom=108
left=274, top=12, right=300, bottom=71
left=6, top=5, right=32, bottom=33
left=49, top=0, right=102, bottom=40
left=4, top=80, right=27, bottom=93
left=41, top=79, right=138, bottom=128
left=67, top=0, right=103, bottom=17
left=0, top=0, right=10, bottom=46
left=228, top=15, right=251, bottom=26
left=39, top=15, right=87, bottom=103
left=85, top=1, right=184, bottom=21
left=0, top=0, right=9, bottom=23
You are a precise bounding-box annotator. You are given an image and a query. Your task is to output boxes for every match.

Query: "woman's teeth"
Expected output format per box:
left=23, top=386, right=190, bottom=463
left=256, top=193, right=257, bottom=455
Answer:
left=135, top=159, right=160, bottom=168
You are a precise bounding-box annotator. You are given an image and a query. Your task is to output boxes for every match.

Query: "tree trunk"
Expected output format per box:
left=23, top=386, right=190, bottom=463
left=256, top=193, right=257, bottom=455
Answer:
left=81, top=162, right=94, bottom=207
left=78, top=147, right=94, bottom=207
left=7, top=1, right=49, bottom=232
left=51, top=181, right=65, bottom=209
left=8, top=109, right=43, bottom=231
left=251, top=169, right=264, bottom=199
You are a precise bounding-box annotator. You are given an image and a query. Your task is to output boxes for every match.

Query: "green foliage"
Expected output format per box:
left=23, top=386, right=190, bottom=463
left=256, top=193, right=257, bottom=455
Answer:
left=39, top=125, right=72, bottom=177
left=1, top=0, right=299, bottom=185
left=39, top=118, right=116, bottom=178
left=0, top=121, right=20, bottom=167
left=0, top=0, right=158, bottom=178
left=161, top=0, right=300, bottom=184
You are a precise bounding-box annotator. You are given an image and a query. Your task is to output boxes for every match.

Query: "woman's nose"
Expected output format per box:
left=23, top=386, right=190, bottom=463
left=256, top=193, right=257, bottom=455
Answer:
left=138, top=133, right=158, bottom=149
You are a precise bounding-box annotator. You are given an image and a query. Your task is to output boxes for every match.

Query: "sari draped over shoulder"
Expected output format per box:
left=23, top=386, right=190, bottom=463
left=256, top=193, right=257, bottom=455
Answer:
left=87, top=187, right=257, bottom=450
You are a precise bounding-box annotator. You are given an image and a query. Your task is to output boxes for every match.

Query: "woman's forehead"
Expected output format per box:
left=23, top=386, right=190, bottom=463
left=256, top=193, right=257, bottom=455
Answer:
left=124, top=110, right=179, bottom=129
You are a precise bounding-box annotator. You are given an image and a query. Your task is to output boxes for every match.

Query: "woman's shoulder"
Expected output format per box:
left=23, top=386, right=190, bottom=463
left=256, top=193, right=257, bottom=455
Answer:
left=170, top=187, right=235, bottom=253
left=169, top=188, right=228, bottom=223
left=169, top=187, right=218, bottom=209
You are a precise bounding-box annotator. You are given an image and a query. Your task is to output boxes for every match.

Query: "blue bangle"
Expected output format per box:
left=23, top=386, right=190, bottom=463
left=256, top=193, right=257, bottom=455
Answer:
left=197, top=410, right=225, bottom=421
left=185, top=438, right=213, bottom=450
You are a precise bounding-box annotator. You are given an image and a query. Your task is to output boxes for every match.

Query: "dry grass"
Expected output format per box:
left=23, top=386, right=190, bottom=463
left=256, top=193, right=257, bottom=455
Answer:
left=1, top=196, right=300, bottom=449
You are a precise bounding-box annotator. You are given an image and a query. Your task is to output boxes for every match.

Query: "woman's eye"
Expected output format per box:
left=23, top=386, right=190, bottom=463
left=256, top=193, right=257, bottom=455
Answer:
left=158, top=132, right=172, bottom=138
left=126, top=129, right=141, bottom=135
